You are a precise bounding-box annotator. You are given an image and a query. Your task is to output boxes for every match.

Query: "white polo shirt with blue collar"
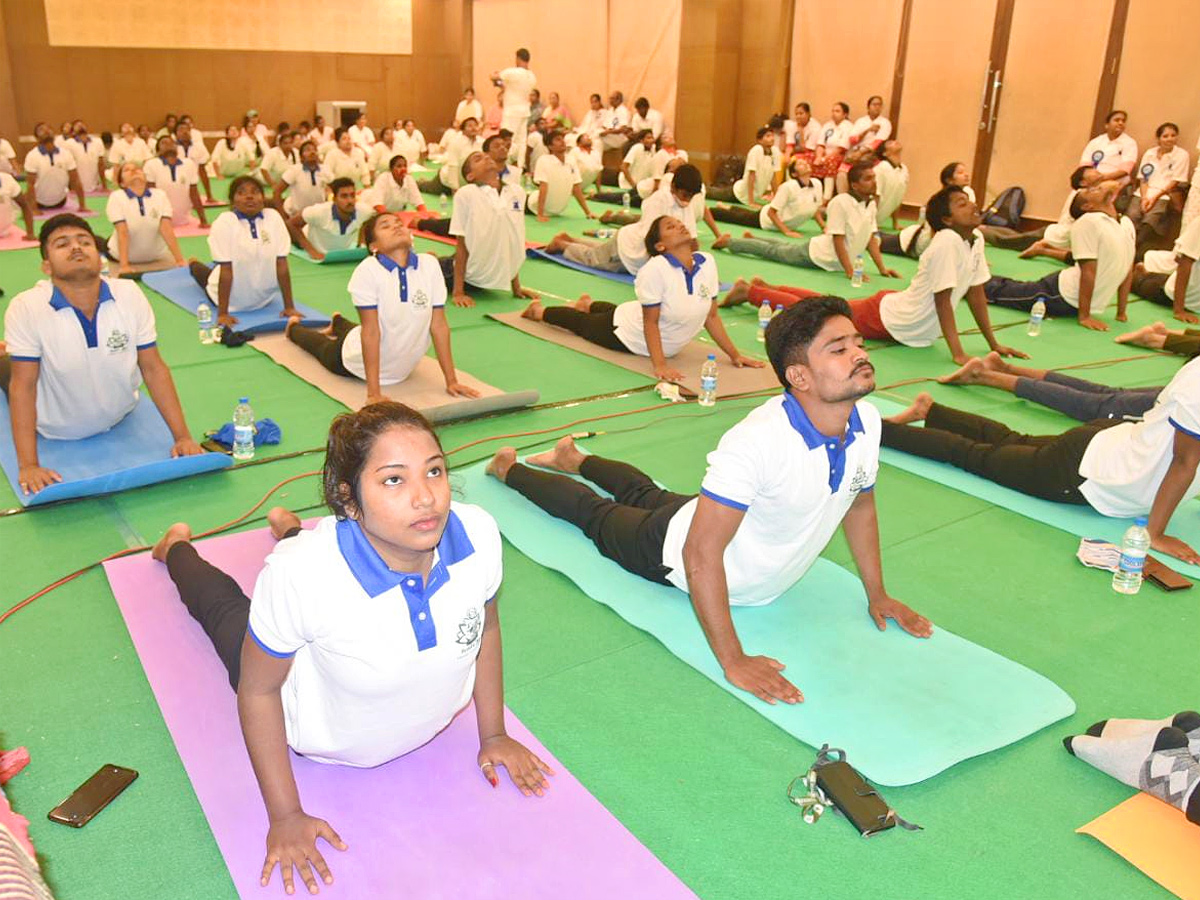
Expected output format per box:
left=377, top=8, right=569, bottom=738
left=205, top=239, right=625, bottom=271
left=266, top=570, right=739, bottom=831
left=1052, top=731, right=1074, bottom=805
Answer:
left=341, top=251, right=447, bottom=384
left=105, top=186, right=173, bottom=263
left=24, top=144, right=76, bottom=206
left=3, top=277, right=156, bottom=439
left=614, top=251, right=718, bottom=356
left=301, top=201, right=374, bottom=254
left=205, top=207, right=290, bottom=312
left=246, top=503, right=503, bottom=768
left=660, top=392, right=881, bottom=606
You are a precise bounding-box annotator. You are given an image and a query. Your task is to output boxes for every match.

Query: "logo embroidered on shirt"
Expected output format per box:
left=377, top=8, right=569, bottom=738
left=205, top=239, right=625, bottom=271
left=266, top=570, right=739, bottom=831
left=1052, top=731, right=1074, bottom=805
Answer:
left=455, top=608, right=482, bottom=648
left=697, top=284, right=712, bottom=301
left=847, top=466, right=871, bottom=495
left=106, top=330, right=131, bottom=353
left=411, top=290, right=429, bottom=309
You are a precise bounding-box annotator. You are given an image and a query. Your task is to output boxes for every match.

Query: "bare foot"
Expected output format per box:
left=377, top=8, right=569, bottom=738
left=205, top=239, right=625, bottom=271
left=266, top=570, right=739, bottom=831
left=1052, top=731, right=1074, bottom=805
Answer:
left=711, top=233, right=731, bottom=250
left=599, top=211, right=617, bottom=224
left=937, top=357, right=986, bottom=385
left=267, top=506, right=302, bottom=540
left=151, top=522, right=192, bottom=563
left=525, top=436, right=586, bottom=474
left=284, top=315, right=304, bottom=339
left=573, top=294, right=593, bottom=312
left=521, top=300, right=545, bottom=321
left=1018, top=241, right=1045, bottom=259
left=720, top=277, right=751, bottom=308
left=980, top=351, right=1014, bottom=374
left=1115, top=322, right=1169, bottom=347
left=544, top=232, right=574, bottom=254
left=486, top=447, right=518, bottom=481
left=885, top=392, right=934, bottom=425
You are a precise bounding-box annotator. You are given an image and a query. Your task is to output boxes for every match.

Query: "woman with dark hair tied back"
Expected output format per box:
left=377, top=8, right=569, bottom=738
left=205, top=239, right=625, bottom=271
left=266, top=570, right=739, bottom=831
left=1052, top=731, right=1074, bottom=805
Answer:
left=148, top=401, right=551, bottom=895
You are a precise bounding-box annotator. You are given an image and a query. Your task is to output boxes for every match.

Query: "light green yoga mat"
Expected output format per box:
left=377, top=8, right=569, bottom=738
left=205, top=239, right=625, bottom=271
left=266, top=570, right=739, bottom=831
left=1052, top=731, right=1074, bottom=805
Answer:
left=866, top=395, right=1200, bottom=579
left=459, top=460, right=1075, bottom=786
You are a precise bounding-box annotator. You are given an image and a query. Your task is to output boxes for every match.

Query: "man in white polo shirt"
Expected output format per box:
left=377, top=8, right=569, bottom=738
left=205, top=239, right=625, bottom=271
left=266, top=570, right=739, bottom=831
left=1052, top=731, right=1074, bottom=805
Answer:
left=599, top=91, right=633, bottom=150
left=630, top=97, right=664, bottom=140
left=289, top=178, right=372, bottom=261
left=173, top=119, right=217, bottom=204
left=491, top=48, right=537, bottom=170
left=528, top=131, right=595, bottom=221
left=488, top=295, right=931, bottom=703
left=732, top=126, right=781, bottom=207
left=24, top=123, right=88, bottom=212
left=1081, top=110, right=1138, bottom=185
left=985, top=180, right=1134, bottom=331
left=144, top=135, right=208, bottom=228
left=715, top=161, right=900, bottom=283
left=444, top=150, right=537, bottom=308
left=276, top=140, right=330, bottom=217
left=66, top=121, right=108, bottom=193
left=1, top=214, right=202, bottom=495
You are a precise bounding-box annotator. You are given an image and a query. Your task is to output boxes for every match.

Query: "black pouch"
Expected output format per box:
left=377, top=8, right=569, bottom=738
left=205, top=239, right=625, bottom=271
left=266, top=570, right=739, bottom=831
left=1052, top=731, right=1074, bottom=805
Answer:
left=787, top=745, right=921, bottom=837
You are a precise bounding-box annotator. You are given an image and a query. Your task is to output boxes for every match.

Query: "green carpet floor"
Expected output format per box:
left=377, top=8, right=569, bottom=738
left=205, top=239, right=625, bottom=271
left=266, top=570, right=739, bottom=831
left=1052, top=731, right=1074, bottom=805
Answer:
left=0, top=179, right=1190, bottom=899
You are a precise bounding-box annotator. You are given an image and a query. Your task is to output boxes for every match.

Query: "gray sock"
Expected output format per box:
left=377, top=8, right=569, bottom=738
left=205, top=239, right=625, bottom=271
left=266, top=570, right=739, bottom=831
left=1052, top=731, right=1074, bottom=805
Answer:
left=1065, top=726, right=1200, bottom=824
left=1086, top=711, right=1200, bottom=757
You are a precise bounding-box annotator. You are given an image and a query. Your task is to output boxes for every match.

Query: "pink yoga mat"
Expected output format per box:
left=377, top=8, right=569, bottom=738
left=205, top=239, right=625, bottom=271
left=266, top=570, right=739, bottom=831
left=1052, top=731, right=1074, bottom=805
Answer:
left=171, top=218, right=211, bottom=237
left=102, top=527, right=693, bottom=900
left=34, top=201, right=96, bottom=220
left=0, top=229, right=37, bottom=250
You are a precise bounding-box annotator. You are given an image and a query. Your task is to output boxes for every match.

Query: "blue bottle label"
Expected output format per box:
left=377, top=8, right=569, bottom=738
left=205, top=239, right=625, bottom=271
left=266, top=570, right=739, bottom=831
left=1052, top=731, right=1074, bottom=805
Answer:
left=1118, top=552, right=1145, bottom=574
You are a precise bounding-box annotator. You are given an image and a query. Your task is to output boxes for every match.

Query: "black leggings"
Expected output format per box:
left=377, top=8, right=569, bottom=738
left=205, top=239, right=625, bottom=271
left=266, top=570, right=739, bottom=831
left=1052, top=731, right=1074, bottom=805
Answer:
left=414, top=216, right=451, bottom=236
left=880, top=402, right=1119, bottom=504
left=542, top=301, right=630, bottom=353
left=164, top=533, right=299, bottom=690
left=592, top=190, right=642, bottom=208
left=505, top=456, right=693, bottom=583
left=711, top=205, right=763, bottom=227
left=287, top=315, right=355, bottom=376
left=879, top=231, right=919, bottom=259
left=1132, top=269, right=1171, bottom=305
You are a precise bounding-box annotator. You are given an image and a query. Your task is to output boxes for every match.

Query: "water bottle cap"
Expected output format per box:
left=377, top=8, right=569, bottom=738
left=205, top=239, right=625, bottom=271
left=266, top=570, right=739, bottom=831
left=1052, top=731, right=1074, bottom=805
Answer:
left=239, top=397, right=249, bottom=403
left=1134, top=516, right=1148, bottom=526
left=707, top=354, right=716, bottom=360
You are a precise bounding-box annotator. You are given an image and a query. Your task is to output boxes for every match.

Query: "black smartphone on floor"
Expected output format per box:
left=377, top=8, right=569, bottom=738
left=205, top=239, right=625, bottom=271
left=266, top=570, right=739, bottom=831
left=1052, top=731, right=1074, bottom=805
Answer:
left=47, top=764, right=138, bottom=827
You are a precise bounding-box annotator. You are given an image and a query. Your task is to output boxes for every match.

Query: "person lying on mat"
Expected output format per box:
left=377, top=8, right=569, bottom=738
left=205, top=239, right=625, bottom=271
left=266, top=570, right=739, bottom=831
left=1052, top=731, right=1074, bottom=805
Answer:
left=880, top=364, right=1200, bottom=564
left=488, top=296, right=932, bottom=705
left=24, top=122, right=88, bottom=214
left=720, top=186, right=1027, bottom=365
left=149, top=402, right=552, bottom=895
left=711, top=161, right=900, bottom=285
left=276, top=140, right=331, bottom=219
left=983, top=180, right=1134, bottom=332
left=542, top=164, right=707, bottom=277
left=0, top=170, right=37, bottom=243
left=521, top=216, right=762, bottom=382
left=105, top=162, right=187, bottom=276
left=1, top=214, right=202, bottom=495
left=286, top=213, right=479, bottom=404
left=286, top=178, right=371, bottom=262
left=1133, top=210, right=1200, bottom=324
left=1117, top=321, right=1200, bottom=357
left=442, top=151, right=537, bottom=309
left=190, top=177, right=300, bottom=328
left=144, top=136, right=208, bottom=229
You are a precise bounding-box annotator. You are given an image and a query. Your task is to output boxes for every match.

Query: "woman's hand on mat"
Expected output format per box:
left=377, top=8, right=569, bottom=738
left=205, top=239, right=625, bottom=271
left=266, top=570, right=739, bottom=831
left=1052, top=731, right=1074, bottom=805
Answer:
left=1078, top=316, right=1109, bottom=332
left=17, top=465, right=63, bottom=496
left=218, top=312, right=239, bottom=327
left=878, top=267, right=901, bottom=279
left=261, top=811, right=347, bottom=895
left=1151, top=533, right=1200, bottom=566
left=867, top=596, right=933, bottom=638
left=171, top=438, right=205, bottom=457
left=513, top=287, right=539, bottom=300
left=729, top=354, right=766, bottom=369
left=723, top=654, right=803, bottom=705
left=279, top=307, right=301, bottom=320
left=990, top=344, right=1030, bottom=360
left=453, top=291, right=476, bottom=308
left=654, top=365, right=685, bottom=383
left=1174, top=309, right=1200, bottom=325
left=478, top=735, right=556, bottom=797
left=446, top=381, right=481, bottom=398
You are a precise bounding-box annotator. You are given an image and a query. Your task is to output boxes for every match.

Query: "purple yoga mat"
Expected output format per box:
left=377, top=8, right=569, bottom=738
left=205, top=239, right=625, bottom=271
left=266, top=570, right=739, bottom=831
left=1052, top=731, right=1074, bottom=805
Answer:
left=103, top=526, right=693, bottom=899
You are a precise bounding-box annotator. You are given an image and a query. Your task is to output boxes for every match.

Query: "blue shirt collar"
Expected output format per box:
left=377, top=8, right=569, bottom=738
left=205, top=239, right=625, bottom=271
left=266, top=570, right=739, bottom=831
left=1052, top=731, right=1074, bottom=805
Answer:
left=375, top=251, right=419, bottom=273
left=233, top=209, right=264, bottom=223
left=332, top=204, right=358, bottom=234
left=49, top=279, right=114, bottom=311
left=663, top=251, right=706, bottom=292
left=123, top=186, right=147, bottom=199
left=781, top=391, right=865, bottom=492
left=335, top=511, right=475, bottom=600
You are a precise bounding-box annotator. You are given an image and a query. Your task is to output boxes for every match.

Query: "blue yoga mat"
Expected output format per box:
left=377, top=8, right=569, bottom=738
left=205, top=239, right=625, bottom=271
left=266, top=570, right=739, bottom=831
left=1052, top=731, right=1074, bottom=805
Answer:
left=288, top=246, right=369, bottom=265
left=0, top=394, right=231, bottom=507
left=459, top=460, right=1074, bottom=786
left=141, top=267, right=329, bottom=333
left=526, top=248, right=733, bottom=291
left=865, top=396, right=1200, bottom=580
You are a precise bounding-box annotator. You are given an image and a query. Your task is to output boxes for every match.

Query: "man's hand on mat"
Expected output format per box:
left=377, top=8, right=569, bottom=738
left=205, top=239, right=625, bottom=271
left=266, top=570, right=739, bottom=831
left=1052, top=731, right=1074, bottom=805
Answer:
left=1151, top=533, right=1200, bottom=566
left=991, top=344, right=1030, bottom=360
left=654, top=365, right=685, bottom=383
left=453, top=291, right=475, bottom=308
left=446, top=381, right=481, bottom=398
left=868, top=596, right=933, bottom=638
left=1078, top=316, right=1109, bottom=332
left=478, top=735, right=556, bottom=797
left=17, top=465, right=63, bottom=496
left=878, top=267, right=901, bottom=279
left=729, top=354, right=766, bottom=369
left=1174, top=309, right=1200, bottom=325
left=218, top=312, right=239, bottom=327
left=171, top=438, right=205, bottom=457
left=723, top=654, right=803, bottom=705
left=513, top=287, right=539, bottom=300
left=261, top=811, right=347, bottom=895
left=279, top=307, right=301, bottom=320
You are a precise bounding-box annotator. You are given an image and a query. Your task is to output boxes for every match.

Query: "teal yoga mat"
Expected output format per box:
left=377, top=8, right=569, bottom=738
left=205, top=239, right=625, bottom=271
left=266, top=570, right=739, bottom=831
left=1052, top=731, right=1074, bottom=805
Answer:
left=459, top=460, right=1075, bottom=786
left=288, top=245, right=369, bottom=264
left=865, top=396, right=1200, bottom=580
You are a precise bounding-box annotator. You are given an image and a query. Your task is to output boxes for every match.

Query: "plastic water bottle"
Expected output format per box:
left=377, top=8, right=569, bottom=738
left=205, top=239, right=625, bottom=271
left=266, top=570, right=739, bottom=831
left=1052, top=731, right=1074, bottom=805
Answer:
left=596, top=227, right=616, bottom=239
left=232, top=397, right=255, bottom=461
left=757, top=299, right=772, bottom=342
left=622, top=192, right=631, bottom=211
left=1112, top=517, right=1150, bottom=594
left=439, top=193, right=449, bottom=214
left=1027, top=299, right=1046, bottom=337
left=197, top=301, right=215, bottom=344
left=772, top=304, right=782, bottom=319
left=851, top=254, right=864, bottom=288
left=698, top=355, right=718, bottom=407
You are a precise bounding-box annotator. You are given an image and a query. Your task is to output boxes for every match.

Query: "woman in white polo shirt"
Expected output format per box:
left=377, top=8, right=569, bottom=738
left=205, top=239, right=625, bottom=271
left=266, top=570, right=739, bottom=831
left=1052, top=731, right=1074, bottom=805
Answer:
left=322, top=128, right=371, bottom=186
left=188, top=177, right=299, bottom=327
left=813, top=102, right=854, bottom=199
left=210, top=124, right=257, bottom=179
left=285, top=212, right=479, bottom=405
left=521, top=216, right=762, bottom=382
left=107, top=122, right=152, bottom=171
left=1130, top=122, right=1191, bottom=236
left=143, top=135, right=207, bottom=228
left=711, top=155, right=823, bottom=235
left=105, top=162, right=186, bottom=274
left=732, top=126, right=781, bottom=207
left=148, top=401, right=552, bottom=895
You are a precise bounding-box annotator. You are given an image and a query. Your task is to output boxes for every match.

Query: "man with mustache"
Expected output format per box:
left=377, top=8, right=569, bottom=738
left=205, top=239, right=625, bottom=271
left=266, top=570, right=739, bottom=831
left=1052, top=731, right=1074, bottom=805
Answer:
left=1, top=215, right=202, bottom=496
left=487, top=296, right=931, bottom=705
